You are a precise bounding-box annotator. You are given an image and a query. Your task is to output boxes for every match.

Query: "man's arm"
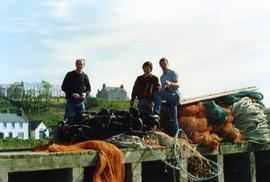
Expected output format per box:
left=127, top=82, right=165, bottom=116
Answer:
left=165, top=80, right=180, bottom=89
left=84, top=74, right=91, bottom=96
left=130, top=77, right=139, bottom=106
left=80, top=74, right=91, bottom=99
left=165, top=70, right=180, bottom=89
left=153, top=76, right=161, bottom=92
left=61, top=72, right=70, bottom=93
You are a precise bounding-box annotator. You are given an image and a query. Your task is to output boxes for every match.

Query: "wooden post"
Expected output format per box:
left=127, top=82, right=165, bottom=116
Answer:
left=0, top=172, right=8, bottom=182
left=70, top=167, right=84, bottom=182
left=178, top=159, right=188, bottom=182
left=247, top=152, right=256, bottom=182
left=211, top=155, right=225, bottom=182
left=64, top=167, right=84, bottom=182
left=125, top=162, right=142, bottom=182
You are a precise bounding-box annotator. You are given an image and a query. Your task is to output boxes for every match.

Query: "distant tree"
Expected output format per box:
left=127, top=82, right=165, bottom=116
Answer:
left=7, top=81, right=24, bottom=100
left=41, top=80, right=53, bottom=108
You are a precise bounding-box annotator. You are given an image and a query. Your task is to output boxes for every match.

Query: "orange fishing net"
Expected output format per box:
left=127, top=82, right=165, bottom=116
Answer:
left=179, top=102, right=207, bottom=117
left=211, top=114, right=243, bottom=143
left=35, top=140, right=125, bottom=182
left=160, top=101, right=243, bottom=150
left=179, top=116, right=208, bottom=133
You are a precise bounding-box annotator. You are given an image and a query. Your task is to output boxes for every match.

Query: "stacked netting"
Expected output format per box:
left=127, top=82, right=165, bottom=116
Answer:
left=160, top=91, right=269, bottom=149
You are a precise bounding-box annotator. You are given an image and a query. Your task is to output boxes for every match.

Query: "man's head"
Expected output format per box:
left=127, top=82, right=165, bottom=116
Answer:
left=75, top=59, right=85, bottom=73
left=159, top=58, right=169, bottom=72
left=142, top=61, right=153, bottom=75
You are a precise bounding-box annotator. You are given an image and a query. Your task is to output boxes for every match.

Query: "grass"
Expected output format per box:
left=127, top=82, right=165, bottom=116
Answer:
left=26, top=108, right=64, bottom=126
left=0, top=138, right=49, bottom=149
left=0, top=97, right=19, bottom=113
left=86, top=97, right=131, bottom=112
left=0, top=96, right=131, bottom=148
left=0, top=96, right=131, bottom=126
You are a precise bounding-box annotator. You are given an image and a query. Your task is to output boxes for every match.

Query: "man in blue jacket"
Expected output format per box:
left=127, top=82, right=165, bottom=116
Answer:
left=153, top=58, right=181, bottom=136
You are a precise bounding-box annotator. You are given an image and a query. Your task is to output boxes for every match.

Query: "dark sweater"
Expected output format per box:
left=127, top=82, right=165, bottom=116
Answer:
left=131, top=74, right=160, bottom=101
left=61, top=70, right=91, bottom=100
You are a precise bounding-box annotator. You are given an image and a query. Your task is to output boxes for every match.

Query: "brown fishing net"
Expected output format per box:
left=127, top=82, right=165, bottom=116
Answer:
left=160, top=102, right=243, bottom=149
left=143, top=131, right=222, bottom=181
left=106, top=130, right=222, bottom=181
left=35, top=140, right=125, bottom=182
left=179, top=102, right=207, bottom=117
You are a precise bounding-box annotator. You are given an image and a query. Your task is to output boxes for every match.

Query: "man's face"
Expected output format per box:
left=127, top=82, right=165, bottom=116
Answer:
left=143, top=65, right=152, bottom=75
left=159, top=61, right=168, bottom=71
left=76, top=60, right=85, bottom=71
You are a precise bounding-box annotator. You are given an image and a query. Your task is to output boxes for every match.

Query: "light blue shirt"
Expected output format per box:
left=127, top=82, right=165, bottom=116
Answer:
left=160, top=69, right=180, bottom=94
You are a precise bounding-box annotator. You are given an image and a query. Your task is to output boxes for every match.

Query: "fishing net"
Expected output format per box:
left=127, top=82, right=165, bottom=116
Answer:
left=203, top=100, right=228, bottom=125
left=232, top=97, right=269, bottom=144
left=107, top=130, right=222, bottom=181
left=35, top=140, right=125, bottom=182
left=223, top=90, right=264, bottom=106
left=179, top=102, right=207, bottom=117
left=159, top=101, right=244, bottom=149
left=265, top=108, right=270, bottom=124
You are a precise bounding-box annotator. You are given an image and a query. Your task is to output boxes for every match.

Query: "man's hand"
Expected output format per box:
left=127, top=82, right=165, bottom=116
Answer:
left=72, top=93, right=81, bottom=100
left=162, top=80, right=171, bottom=91
left=165, top=80, right=171, bottom=87
left=80, top=93, right=87, bottom=99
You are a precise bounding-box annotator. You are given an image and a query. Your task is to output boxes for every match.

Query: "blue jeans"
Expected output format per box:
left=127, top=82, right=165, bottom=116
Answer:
left=154, top=90, right=180, bottom=136
left=64, top=99, right=85, bottom=119
left=137, top=99, right=154, bottom=114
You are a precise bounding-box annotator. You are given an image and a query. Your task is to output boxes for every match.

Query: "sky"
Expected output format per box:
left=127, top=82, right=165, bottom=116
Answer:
left=0, top=0, right=270, bottom=106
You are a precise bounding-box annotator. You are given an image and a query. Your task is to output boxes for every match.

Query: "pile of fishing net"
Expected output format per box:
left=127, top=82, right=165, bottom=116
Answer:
left=232, top=97, right=270, bottom=144
left=265, top=108, right=270, bottom=123
left=160, top=90, right=269, bottom=149
left=107, top=130, right=222, bottom=181
left=179, top=102, right=241, bottom=149
left=34, top=140, right=125, bottom=182
left=56, top=107, right=159, bottom=143
left=35, top=130, right=223, bottom=181
left=223, top=90, right=264, bottom=106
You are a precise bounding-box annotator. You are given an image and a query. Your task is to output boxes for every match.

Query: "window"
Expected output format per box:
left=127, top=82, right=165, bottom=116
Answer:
left=39, top=130, right=46, bottom=139
left=19, top=123, right=23, bottom=129
left=17, top=132, right=24, bottom=139
left=11, top=123, right=15, bottom=129
left=8, top=132, right=13, bottom=138
left=3, top=122, right=7, bottom=129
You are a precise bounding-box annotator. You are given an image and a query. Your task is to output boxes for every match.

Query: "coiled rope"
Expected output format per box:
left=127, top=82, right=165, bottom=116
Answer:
left=232, top=97, right=270, bottom=144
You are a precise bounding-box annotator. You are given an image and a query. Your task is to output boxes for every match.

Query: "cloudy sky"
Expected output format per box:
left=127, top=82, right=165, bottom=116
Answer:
left=0, top=0, right=270, bottom=106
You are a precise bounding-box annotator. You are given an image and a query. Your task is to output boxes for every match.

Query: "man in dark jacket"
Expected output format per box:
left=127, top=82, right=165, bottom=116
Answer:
left=61, top=59, right=91, bottom=119
left=130, top=61, right=160, bottom=114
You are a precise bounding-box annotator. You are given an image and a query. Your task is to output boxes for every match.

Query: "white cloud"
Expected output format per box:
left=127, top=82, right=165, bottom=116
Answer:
left=45, top=0, right=74, bottom=20
left=1, top=0, right=270, bottom=106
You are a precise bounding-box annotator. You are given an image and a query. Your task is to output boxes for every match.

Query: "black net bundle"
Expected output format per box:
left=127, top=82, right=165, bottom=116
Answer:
left=56, top=107, right=160, bottom=143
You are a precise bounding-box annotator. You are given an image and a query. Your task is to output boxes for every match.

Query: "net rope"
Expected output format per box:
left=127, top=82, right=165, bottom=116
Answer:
left=232, top=97, right=270, bottom=144
left=106, top=129, right=222, bottom=181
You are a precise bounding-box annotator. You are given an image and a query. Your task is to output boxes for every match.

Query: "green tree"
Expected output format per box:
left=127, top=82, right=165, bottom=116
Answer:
left=7, top=81, right=24, bottom=100
left=41, top=80, right=53, bottom=108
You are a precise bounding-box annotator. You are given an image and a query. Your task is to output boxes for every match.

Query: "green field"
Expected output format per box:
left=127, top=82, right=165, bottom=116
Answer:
left=0, top=96, right=131, bottom=126
left=0, top=96, right=131, bottom=148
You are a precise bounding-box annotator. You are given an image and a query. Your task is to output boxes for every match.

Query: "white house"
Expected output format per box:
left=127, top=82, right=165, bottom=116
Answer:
left=0, top=113, right=29, bottom=139
left=29, top=121, right=49, bottom=140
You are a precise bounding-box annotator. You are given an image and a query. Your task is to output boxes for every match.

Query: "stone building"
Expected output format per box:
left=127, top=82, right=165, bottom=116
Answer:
left=96, top=84, right=128, bottom=100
